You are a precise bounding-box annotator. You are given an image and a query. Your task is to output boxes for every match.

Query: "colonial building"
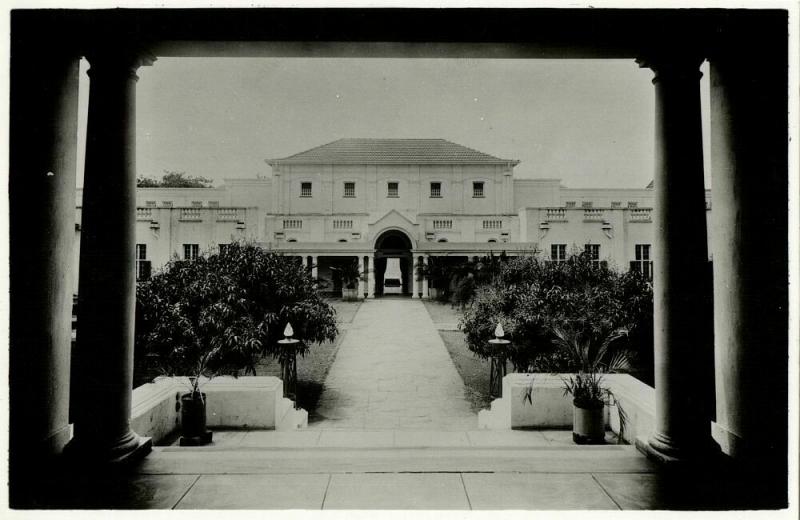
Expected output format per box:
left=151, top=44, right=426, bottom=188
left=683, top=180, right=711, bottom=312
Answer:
left=75, top=138, right=711, bottom=297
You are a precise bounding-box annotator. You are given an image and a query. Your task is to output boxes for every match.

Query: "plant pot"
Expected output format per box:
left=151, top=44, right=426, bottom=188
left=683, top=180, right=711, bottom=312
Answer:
left=341, top=287, right=359, bottom=301
left=572, top=400, right=605, bottom=445
left=179, top=392, right=213, bottom=446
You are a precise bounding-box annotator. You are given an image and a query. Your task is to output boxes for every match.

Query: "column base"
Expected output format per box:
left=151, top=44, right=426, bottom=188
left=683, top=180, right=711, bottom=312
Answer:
left=636, top=432, right=721, bottom=466
left=64, top=431, right=152, bottom=467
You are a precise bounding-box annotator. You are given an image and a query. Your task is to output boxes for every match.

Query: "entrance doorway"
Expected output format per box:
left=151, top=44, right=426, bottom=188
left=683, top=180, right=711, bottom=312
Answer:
left=374, top=230, right=413, bottom=297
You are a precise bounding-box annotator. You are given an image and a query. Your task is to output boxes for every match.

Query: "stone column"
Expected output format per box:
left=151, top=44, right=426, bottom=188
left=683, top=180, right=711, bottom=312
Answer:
left=421, top=255, right=429, bottom=298
left=66, top=49, right=154, bottom=463
left=367, top=255, right=376, bottom=298
left=311, top=255, right=319, bottom=280
left=9, top=49, right=80, bottom=469
left=709, top=55, right=788, bottom=464
left=411, top=254, right=420, bottom=298
left=636, top=54, right=717, bottom=463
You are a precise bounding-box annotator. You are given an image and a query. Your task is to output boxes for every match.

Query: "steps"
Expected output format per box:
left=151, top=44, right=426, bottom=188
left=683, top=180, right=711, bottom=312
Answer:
left=275, top=398, right=308, bottom=431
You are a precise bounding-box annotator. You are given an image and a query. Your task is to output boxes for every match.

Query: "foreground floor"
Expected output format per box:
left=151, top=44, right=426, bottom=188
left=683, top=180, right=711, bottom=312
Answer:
left=312, top=299, right=476, bottom=430
left=15, top=428, right=787, bottom=510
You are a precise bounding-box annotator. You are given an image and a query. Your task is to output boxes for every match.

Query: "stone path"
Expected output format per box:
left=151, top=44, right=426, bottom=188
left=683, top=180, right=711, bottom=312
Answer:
left=311, top=298, right=476, bottom=430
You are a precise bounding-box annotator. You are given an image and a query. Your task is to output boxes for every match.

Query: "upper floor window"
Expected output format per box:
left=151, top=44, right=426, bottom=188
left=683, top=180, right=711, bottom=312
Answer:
left=387, top=182, right=399, bottom=198
left=433, top=219, right=452, bottom=230
left=183, top=243, right=199, bottom=261
left=283, top=219, right=302, bottom=229
left=483, top=219, right=502, bottom=230
left=300, top=182, right=312, bottom=198
left=145, top=200, right=157, bottom=208
left=344, top=182, right=355, bottom=198
left=627, top=201, right=639, bottom=209
left=584, top=244, right=600, bottom=267
left=191, top=201, right=203, bottom=208
left=208, top=201, right=220, bottom=208
left=565, top=201, right=576, bottom=208
left=631, top=244, right=653, bottom=281
left=430, top=182, right=442, bottom=198
left=135, top=244, right=150, bottom=280
left=551, top=244, right=567, bottom=263
left=581, top=201, right=593, bottom=209
left=472, top=181, right=485, bottom=198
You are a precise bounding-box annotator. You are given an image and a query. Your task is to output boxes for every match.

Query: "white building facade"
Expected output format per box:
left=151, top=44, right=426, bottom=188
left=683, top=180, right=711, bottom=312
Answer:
left=74, top=138, right=712, bottom=296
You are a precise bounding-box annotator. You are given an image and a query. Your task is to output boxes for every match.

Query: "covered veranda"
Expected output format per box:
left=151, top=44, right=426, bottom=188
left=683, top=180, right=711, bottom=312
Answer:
left=9, top=7, right=790, bottom=509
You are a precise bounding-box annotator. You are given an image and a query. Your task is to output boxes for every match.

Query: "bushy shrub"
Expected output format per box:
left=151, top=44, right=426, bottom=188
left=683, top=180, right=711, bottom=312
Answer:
left=135, top=242, right=338, bottom=392
left=460, top=252, right=653, bottom=378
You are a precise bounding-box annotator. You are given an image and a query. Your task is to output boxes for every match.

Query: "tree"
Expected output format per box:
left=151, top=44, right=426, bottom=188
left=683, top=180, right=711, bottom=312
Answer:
left=460, top=251, right=653, bottom=380
left=135, top=242, right=339, bottom=394
left=137, top=170, right=214, bottom=188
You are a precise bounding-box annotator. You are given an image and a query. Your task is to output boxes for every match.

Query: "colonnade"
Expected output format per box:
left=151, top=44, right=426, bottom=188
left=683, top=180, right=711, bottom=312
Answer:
left=9, top=39, right=786, bottom=475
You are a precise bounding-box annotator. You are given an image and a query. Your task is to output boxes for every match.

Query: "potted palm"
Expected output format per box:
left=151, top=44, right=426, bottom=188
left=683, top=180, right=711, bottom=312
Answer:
left=551, top=325, right=630, bottom=444
left=331, top=259, right=362, bottom=301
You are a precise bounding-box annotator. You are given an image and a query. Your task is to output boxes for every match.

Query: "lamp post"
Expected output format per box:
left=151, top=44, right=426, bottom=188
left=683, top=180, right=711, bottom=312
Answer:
left=277, top=322, right=300, bottom=409
left=488, top=322, right=510, bottom=398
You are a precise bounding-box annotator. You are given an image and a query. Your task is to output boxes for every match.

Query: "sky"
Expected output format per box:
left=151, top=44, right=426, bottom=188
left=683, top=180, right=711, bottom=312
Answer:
left=76, top=57, right=711, bottom=189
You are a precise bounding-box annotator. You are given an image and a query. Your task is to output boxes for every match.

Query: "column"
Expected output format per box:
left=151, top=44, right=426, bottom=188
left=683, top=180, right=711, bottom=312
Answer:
left=411, top=254, right=419, bottom=298
left=9, top=49, right=80, bottom=474
left=66, top=48, right=154, bottom=463
left=709, top=55, right=788, bottom=465
left=310, top=255, right=318, bottom=280
left=367, top=255, right=376, bottom=298
left=421, top=255, right=429, bottom=298
left=636, top=54, right=717, bottom=463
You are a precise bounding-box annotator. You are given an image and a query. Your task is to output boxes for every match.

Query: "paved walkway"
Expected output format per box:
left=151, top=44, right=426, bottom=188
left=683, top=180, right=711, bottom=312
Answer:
left=311, top=298, right=476, bottom=430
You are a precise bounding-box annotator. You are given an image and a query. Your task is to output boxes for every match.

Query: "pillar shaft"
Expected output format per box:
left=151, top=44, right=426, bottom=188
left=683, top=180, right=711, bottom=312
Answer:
left=421, top=256, right=429, bottom=298
left=311, top=255, right=319, bottom=280
left=638, top=56, right=716, bottom=462
left=411, top=255, right=420, bottom=298
left=367, top=255, right=376, bottom=298
left=67, top=50, right=153, bottom=462
left=9, top=50, right=80, bottom=469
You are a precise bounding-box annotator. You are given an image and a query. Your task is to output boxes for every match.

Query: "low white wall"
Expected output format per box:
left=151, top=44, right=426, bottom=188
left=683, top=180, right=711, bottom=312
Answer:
left=130, top=376, right=289, bottom=444
left=480, top=373, right=656, bottom=444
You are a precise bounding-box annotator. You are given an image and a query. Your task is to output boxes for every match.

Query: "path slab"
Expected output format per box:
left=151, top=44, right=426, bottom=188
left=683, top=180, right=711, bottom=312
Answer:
left=176, top=474, right=329, bottom=509
left=463, top=473, right=620, bottom=510
left=323, top=473, right=470, bottom=510
left=312, top=299, right=476, bottom=430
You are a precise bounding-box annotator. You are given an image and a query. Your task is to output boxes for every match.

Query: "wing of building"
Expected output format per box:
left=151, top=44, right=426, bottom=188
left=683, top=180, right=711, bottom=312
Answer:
left=73, top=138, right=712, bottom=296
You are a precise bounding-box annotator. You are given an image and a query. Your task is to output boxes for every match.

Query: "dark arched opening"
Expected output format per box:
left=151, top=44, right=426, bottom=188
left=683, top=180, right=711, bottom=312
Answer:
left=374, top=230, right=413, bottom=296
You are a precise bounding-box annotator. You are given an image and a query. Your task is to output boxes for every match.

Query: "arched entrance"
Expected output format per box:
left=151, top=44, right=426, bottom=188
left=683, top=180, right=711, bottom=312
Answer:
left=374, top=229, right=413, bottom=297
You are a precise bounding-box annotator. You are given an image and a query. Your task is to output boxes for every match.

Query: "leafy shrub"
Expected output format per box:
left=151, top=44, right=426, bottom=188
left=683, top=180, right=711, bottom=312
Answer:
left=135, top=242, right=338, bottom=393
left=460, top=252, right=653, bottom=379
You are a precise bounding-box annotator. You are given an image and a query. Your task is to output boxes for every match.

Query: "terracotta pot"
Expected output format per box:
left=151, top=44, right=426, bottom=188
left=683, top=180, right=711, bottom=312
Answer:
left=180, top=392, right=212, bottom=446
left=572, top=400, right=605, bottom=444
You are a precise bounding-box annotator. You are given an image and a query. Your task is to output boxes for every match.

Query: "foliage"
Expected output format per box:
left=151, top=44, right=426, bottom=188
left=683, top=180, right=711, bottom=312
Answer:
left=330, top=259, right=362, bottom=289
left=137, top=170, right=214, bottom=188
left=460, top=251, right=653, bottom=376
left=418, top=253, right=508, bottom=305
left=135, top=242, right=338, bottom=394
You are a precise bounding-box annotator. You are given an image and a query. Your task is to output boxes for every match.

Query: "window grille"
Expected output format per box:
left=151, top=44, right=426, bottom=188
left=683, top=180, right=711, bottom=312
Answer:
left=387, top=182, right=399, bottom=198
left=283, top=219, right=302, bottom=229
left=581, top=201, right=593, bottom=208
left=584, top=244, right=601, bottom=267
left=482, top=219, right=502, bottom=229
left=183, top=244, right=199, bottom=261
left=161, top=201, right=173, bottom=207
left=430, top=182, right=442, bottom=198
left=145, top=201, right=157, bottom=208
left=135, top=244, right=150, bottom=281
left=565, top=201, right=576, bottom=208
left=300, top=182, right=312, bottom=197
left=627, top=201, right=639, bottom=208
left=551, top=244, right=567, bottom=263
left=344, top=182, right=355, bottom=198
left=611, top=201, right=622, bottom=208
left=472, top=181, right=484, bottom=198
left=631, top=244, right=653, bottom=280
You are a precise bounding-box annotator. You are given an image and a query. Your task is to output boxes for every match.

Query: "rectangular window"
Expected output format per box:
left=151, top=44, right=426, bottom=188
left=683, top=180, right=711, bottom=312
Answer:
left=145, top=200, right=157, bottom=208
left=300, top=182, right=312, bottom=198
left=473, top=181, right=484, bottom=198
left=135, top=244, right=150, bottom=281
left=627, top=201, right=639, bottom=209
left=430, top=182, right=442, bottom=198
left=191, top=201, right=203, bottom=208
left=208, top=201, right=220, bottom=208
left=565, top=201, right=576, bottom=208
left=631, top=244, right=653, bottom=280
left=581, top=201, right=593, bottom=209
left=585, top=244, right=601, bottom=267
left=387, top=182, right=399, bottom=198
left=482, top=219, right=502, bottom=229
left=333, top=219, right=353, bottom=230
left=183, top=244, right=199, bottom=261
left=283, top=219, right=302, bottom=229
left=551, top=244, right=567, bottom=263
left=344, top=182, right=355, bottom=198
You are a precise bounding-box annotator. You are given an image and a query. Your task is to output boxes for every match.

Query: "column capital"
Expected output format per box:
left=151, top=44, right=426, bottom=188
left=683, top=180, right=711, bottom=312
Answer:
left=85, top=45, right=156, bottom=81
left=635, top=54, right=703, bottom=84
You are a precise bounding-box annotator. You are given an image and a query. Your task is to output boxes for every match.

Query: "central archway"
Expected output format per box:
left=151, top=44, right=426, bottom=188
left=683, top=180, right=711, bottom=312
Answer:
left=373, top=229, right=413, bottom=297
